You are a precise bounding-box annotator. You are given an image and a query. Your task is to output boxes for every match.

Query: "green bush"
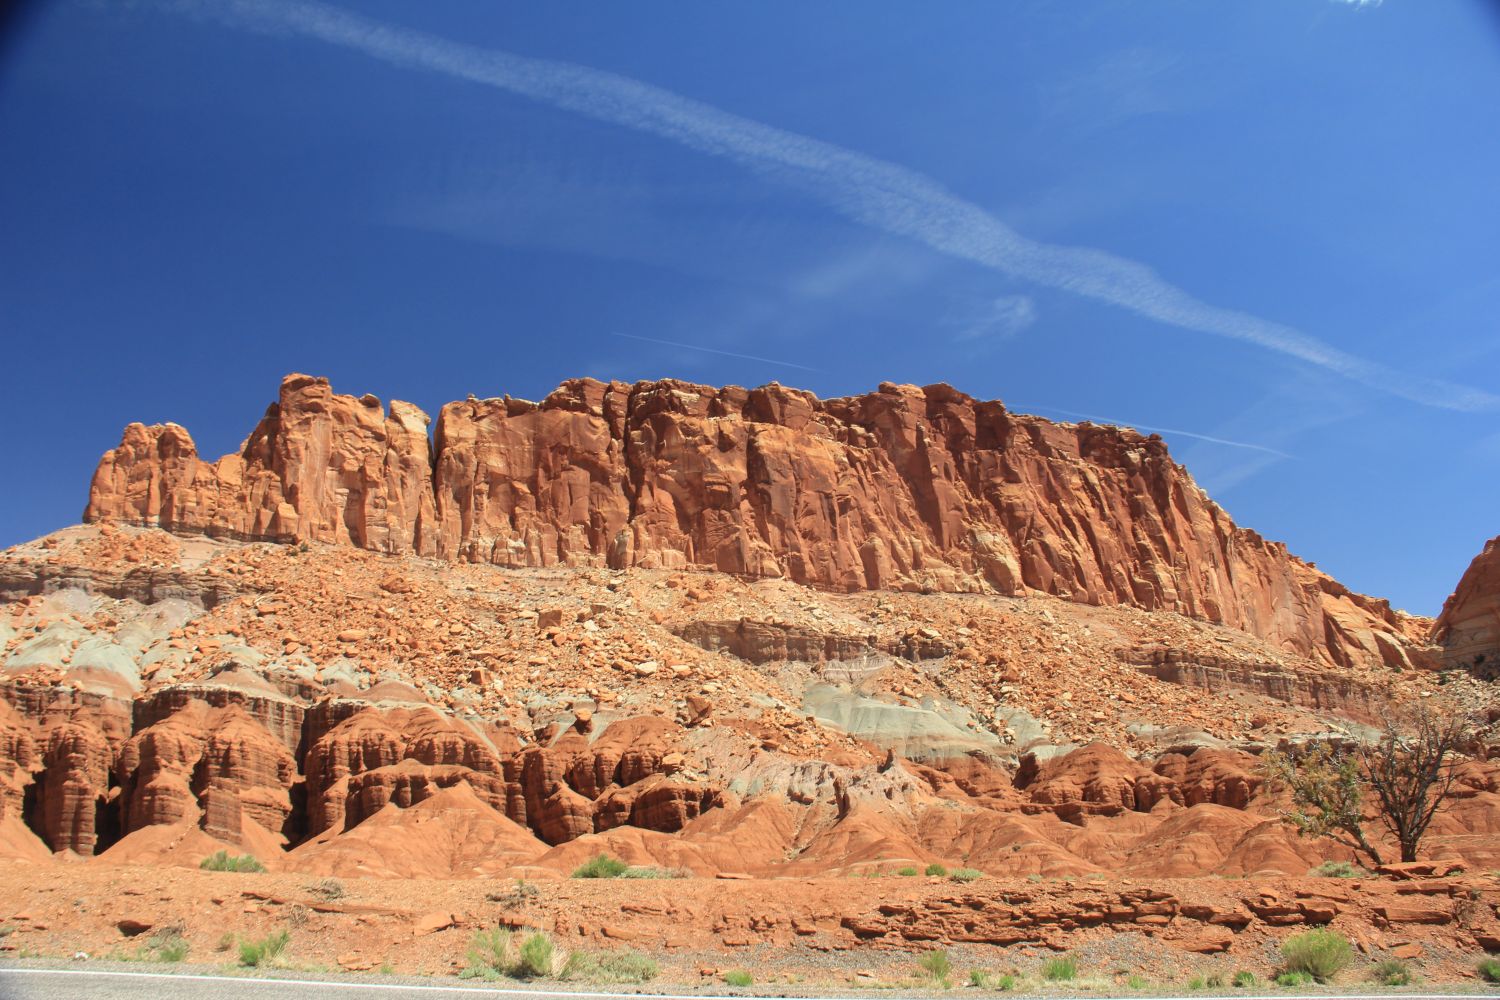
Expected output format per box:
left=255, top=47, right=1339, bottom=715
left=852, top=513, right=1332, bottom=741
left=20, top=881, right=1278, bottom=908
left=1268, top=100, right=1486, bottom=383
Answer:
left=237, top=929, right=289, bottom=968
left=571, top=854, right=629, bottom=879
left=1126, top=975, right=1148, bottom=990
left=919, top=949, right=952, bottom=982
left=200, top=850, right=265, bottom=873
left=723, top=969, right=753, bottom=987
left=560, top=949, right=658, bottom=983
left=1477, top=958, right=1500, bottom=983
left=1371, top=959, right=1410, bottom=986
left=996, top=973, right=1017, bottom=990
left=1232, top=970, right=1258, bottom=988
left=1275, top=970, right=1315, bottom=987
left=925, top=863, right=948, bottom=876
left=515, top=933, right=555, bottom=978
left=460, top=928, right=512, bottom=980
left=1280, top=928, right=1351, bottom=982
left=1041, top=956, right=1077, bottom=981
left=949, top=868, right=983, bottom=883
left=1187, top=975, right=1206, bottom=990
left=897, top=866, right=919, bottom=877
left=969, top=969, right=988, bottom=987
left=1309, top=860, right=1360, bottom=878
left=619, top=866, right=686, bottom=879
left=1206, top=972, right=1226, bottom=989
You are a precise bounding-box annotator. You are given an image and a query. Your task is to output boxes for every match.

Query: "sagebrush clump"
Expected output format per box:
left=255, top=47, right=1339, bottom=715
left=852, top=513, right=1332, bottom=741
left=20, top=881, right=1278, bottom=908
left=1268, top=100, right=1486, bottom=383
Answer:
left=200, top=850, right=265, bottom=873
left=560, top=949, right=658, bottom=983
left=1371, top=959, right=1411, bottom=986
left=570, top=854, right=629, bottom=879
left=918, top=949, right=951, bottom=983
left=237, top=929, right=289, bottom=968
left=460, top=929, right=560, bottom=980
left=1280, top=928, right=1351, bottom=982
left=1041, top=955, right=1077, bottom=981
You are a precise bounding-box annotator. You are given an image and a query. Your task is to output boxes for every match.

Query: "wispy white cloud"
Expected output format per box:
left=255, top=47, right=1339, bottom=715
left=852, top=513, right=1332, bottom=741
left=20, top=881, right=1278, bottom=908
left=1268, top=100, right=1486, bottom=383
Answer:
left=1009, top=402, right=1292, bottom=458
left=611, top=332, right=821, bottom=373
left=174, top=0, right=1494, bottom=411
left=952, top=294, right=1037, bottom=342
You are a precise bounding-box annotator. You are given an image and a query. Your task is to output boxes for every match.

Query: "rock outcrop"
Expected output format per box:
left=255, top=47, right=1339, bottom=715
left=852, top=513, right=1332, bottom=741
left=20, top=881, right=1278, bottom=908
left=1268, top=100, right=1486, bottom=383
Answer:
left=1433, top=535, right=1500, bottom=675
left=85, top=374, right=1425, bottom=670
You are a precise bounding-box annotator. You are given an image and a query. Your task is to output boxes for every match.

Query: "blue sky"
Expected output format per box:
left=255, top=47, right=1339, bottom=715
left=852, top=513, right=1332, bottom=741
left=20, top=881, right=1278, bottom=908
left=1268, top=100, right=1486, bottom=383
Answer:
left=2, top=0, right=1497, bottom=616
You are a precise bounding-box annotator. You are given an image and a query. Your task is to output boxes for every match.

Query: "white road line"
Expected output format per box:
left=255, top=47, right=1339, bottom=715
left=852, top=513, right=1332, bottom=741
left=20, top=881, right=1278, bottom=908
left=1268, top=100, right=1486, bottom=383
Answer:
left=0, top=970, right=1490, bottom=1000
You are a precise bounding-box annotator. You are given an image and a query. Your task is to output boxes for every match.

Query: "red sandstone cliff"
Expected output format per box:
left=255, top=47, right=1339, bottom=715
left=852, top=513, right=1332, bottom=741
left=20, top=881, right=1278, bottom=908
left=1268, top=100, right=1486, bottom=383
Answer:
left=84, top=373, right=1428, bottom=670
left=1433, top=535, right=1500, bottom=673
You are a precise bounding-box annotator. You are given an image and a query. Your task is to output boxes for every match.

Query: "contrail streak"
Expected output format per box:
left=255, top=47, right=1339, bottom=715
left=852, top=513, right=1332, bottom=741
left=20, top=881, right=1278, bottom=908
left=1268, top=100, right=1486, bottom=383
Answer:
left=611, top=333, right=821, bottom=373
left=174, top=0, right=1497, bottom=412
left=1012, top=402, right=1293, bottom=457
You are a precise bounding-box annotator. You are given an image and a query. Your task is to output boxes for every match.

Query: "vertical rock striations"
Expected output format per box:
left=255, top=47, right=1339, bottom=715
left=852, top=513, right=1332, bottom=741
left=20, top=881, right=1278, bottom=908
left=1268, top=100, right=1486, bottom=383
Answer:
left=1432, top=535, right=1500, bottom=674
left=85, top=374, right=1424, bottom=670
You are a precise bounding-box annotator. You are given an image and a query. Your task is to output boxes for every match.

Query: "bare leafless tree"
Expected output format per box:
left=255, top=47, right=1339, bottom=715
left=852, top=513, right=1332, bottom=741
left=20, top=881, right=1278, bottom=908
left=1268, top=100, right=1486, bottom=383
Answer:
left=1264, top=699, right=1487, bottom=866
left=1361, top=701, right=1478, bottom=863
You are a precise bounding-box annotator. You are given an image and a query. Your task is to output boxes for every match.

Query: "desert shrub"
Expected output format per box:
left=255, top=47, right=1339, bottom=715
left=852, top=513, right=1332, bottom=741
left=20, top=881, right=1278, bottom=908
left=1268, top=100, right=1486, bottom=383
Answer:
left=514, top=933, right=555, bottom=978
left=1478, top=958, right=1500, bottom=983
left=487, top=878, right=540, bottom=906
left=1125, top=975, right=1148, bottom=989
left=147, top=929, right=189, bottom=963
left=1232, top=970, right=1258, bottom=988
left=969, top=969, right=988, bottom=987
left=1187, top=975, right=1206, bottom=990
left=724, top=969, right=753, bottom=987
left=1026, top=873, right=1044, bottom=883
left=200, top=850, right=265, bottom=873
left=571, top=854, right=629, bottom=879
left=1206, top=972, right=1226, bottom=988
left=460, top=928, right=512, bottom=980
left=996, top=973, right=1017, bottom=990
left=237, top=929, right=289, bottom=968
left=919, top=949, right=952, bottom=982
left=619, top=866, right=686, bottom=879
left=307, top=877, right=345, bottom=900
left=215, top=931, right=235, bottom=952
left=560, top=949, right=658, bottom=983
left=925, top=863, right=948, bottom=876
left=1041, top=955, right=1077, bottom=981
left=897, top=866, right=919, bottom=877
left=1275, top=970, right=1314, bottom=987
left=1309, top=860, right=1359, bottom=878
left=949, top=868, right=983, bottom=883
left=1371, top=959, right=1411, bottom=986
left=1280, top=928, right=1351, bottom=982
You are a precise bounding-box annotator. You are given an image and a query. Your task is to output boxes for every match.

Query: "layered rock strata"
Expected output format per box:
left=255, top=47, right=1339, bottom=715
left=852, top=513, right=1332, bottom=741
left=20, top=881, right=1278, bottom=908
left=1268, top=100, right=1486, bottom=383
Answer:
left=85, top=374, right=1426, bottom=670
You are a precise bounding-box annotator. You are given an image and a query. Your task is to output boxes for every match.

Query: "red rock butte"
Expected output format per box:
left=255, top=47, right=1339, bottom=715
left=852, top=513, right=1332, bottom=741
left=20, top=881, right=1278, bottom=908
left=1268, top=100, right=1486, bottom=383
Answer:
left=86, top=373, right=1429, bottom=672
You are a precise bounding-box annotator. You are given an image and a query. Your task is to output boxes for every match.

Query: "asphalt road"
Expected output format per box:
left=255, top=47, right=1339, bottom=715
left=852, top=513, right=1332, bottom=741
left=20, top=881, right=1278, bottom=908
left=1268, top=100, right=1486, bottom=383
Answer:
left=0, top=968, right=1493, bottom=1000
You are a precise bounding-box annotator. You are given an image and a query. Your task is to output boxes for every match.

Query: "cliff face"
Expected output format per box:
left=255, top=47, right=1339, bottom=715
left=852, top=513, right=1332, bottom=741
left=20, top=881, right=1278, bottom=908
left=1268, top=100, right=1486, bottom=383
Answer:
left=1433, top=535, right=1500, bottom=674
left=85, top=373, right=1427, bottom=670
